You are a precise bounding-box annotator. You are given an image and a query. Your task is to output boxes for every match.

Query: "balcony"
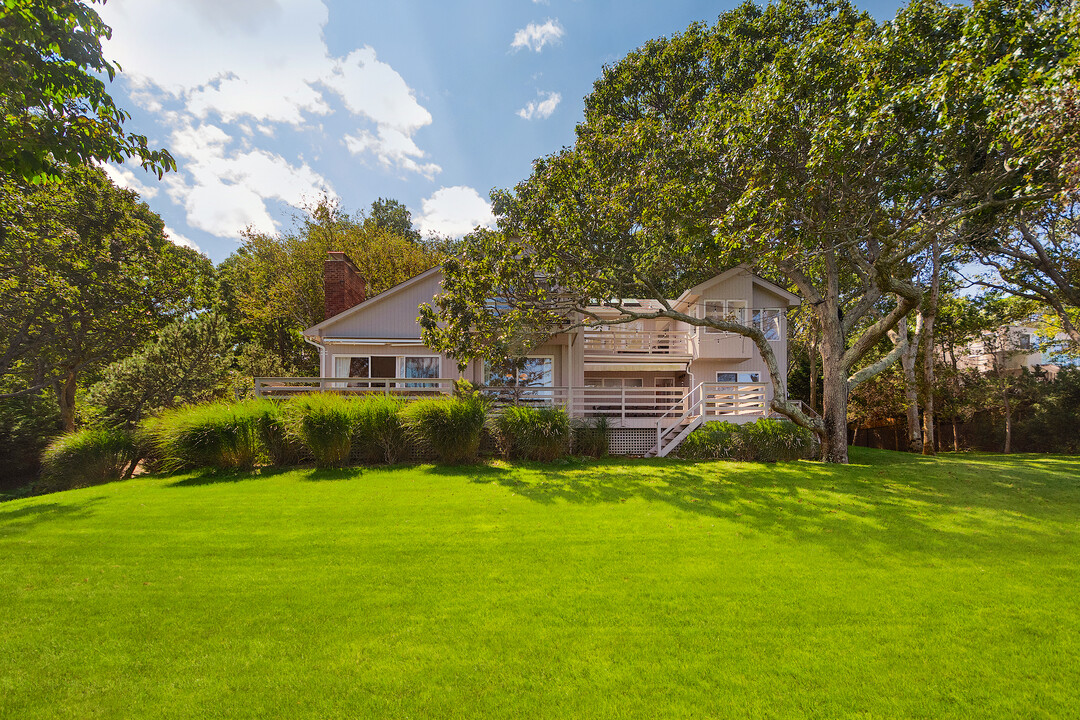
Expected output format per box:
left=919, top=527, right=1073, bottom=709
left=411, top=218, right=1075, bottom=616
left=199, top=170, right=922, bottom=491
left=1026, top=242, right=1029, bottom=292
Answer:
left=582, top=328, right=692, bottom=361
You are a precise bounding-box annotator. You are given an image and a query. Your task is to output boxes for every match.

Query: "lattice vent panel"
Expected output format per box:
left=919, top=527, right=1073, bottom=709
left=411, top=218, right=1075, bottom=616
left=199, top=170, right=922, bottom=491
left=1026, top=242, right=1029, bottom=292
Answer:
left=607, top=428, right=657, bottom=456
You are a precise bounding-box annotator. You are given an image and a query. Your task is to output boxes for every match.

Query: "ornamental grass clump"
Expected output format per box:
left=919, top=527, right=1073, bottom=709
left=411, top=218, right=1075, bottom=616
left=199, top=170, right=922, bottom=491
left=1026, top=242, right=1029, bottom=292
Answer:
left=676, top=421, right=743, bottom=460
left=492, top=405, right=572, bottom=461
left=38, top=427, right=137, bottom=493
left=284, top=393, right=358, bottom=468
left=250, top=399, right=304, bottom=466
left=572, top=416, right=610, bottom=458
left=739, top=418, right=815, bottom=462
left=353, top=395, right=408, bottom=464
left=150, top=402, right=263, bottom=471
left=402, top=395, right=490, bottom=464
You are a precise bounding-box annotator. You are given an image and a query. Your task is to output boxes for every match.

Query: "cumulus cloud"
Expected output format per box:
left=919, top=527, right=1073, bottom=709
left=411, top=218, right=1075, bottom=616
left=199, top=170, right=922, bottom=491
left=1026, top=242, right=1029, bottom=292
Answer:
left=164, top=121, right=333, bottom=237
left=511, top=19, right=564, bottom=52
left=517, top=91, right=561, bottom=120
left=164, top=225, right=201, bottom=252
left=100, top=163, right=159, bottom=198
left=98, top=0, right=440, bottom=238
left=417, top=186, right=496, bottom=237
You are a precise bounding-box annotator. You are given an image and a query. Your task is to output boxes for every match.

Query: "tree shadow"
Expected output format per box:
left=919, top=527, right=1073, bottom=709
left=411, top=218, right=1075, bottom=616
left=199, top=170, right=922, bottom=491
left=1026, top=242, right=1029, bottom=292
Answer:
left=0, top=496, right=106, bottom=537
left=475, top=448, right=1080, bottom=562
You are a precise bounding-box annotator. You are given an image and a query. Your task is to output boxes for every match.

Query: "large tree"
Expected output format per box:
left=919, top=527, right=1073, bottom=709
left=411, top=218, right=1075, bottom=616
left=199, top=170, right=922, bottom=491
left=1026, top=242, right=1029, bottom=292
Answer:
left=0, top=165, right=214, bottom=429
left=0, top=0, right=174, bottom=183
left=422, top=0, right=1077, bottom=463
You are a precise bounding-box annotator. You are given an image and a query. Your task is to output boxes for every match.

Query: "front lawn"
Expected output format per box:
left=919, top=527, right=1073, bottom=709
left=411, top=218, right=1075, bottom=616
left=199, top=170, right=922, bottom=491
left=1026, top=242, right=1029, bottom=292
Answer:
left=1, top=449, right=1078, bottom=718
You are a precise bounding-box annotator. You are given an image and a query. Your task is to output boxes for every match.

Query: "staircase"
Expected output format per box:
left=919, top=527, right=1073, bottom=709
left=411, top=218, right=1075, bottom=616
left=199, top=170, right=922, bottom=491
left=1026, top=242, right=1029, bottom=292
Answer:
left=645, top=383, right=705, bottom=458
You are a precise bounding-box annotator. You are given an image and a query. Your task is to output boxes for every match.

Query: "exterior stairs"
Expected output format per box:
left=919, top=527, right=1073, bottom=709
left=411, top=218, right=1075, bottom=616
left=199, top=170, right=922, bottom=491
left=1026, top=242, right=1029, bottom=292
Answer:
left=645, top=414, right=704, bottom=458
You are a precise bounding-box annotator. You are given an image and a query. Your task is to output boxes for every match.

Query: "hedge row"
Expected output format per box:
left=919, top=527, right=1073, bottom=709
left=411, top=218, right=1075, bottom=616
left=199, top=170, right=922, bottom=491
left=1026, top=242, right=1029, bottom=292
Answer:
left=38, top=394, right=613, bottom=490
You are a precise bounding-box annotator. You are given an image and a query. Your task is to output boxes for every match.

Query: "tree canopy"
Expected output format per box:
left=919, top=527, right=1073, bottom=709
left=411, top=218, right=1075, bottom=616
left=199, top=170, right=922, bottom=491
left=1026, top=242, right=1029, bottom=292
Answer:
left=0, top=0, right=174, bottom=183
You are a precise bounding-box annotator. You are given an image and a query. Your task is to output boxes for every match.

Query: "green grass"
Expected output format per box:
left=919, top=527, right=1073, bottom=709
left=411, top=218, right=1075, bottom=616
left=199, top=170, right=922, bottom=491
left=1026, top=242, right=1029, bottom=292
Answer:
left=2, top=448, right=1079, bottom=719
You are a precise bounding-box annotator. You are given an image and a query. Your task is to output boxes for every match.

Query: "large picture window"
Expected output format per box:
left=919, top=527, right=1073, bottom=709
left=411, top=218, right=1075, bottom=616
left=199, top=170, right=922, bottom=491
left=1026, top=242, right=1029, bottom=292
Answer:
left=402, top=356, right=440, bottom=387
left=716, top=372, right=760, bottom=383
left=333, top=356, right=370, bottom=387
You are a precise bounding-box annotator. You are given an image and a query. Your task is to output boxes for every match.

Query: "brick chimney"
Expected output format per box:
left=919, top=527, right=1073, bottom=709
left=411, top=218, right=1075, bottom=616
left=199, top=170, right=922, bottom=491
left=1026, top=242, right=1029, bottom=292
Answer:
left=324, top=252, right=367, bottom=319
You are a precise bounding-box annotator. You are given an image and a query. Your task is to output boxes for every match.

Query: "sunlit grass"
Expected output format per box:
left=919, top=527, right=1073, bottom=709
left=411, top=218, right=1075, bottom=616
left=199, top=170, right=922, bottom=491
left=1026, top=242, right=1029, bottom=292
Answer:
left=1, top=448, right=1078, bottom=718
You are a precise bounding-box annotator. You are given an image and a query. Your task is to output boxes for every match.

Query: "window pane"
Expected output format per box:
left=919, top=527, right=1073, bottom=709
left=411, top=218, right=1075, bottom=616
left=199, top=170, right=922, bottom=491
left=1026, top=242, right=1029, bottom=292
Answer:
left=717, top=372, right=737, bottom=382
left=520, top=357, right=553, bottom=387
left=349, top=357, right=370, bottom=378
left=404, top=356, right=440, bottom=379
left=624, top=378, right=643, bottom=387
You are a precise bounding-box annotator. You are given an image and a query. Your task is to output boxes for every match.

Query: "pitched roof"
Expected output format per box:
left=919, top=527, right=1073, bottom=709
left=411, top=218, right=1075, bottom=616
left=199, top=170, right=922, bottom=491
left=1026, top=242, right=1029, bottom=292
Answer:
left=303, top=265, right=443, bottom=337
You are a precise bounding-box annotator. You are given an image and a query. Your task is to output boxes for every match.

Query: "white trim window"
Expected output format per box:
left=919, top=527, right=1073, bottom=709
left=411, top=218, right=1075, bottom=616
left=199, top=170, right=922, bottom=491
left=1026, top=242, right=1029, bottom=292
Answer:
left=402, top=355, right=441, bottom=387
left=333, top=355, right=370, bottom=387
left=601, top=378, right=643, bottom=388
left=483, top=356, right=554, bottom=387
left=703, top=300, right=747, bottom=333
left=717, top=372, right=760, bottom=383
left=752, top=309, right=782, bottom=341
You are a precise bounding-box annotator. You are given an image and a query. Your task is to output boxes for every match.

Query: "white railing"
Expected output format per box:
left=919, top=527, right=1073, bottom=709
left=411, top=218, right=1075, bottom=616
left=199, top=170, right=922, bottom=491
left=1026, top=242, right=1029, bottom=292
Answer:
left=582, top=328, right=692, bottom=357
left=652, top=382, right=770, bottom=454
left=255, top=377, right=457, bottom=397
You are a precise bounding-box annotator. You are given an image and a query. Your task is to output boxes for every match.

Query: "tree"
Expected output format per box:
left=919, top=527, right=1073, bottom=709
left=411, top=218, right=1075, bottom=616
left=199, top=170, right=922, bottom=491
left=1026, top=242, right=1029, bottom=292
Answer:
left=86, top=312, right=233, bottom=429
left=222, top=197, right=440, bottom=374
left=0, top=0, right=174, bottom=183
left=0, top=165, right=214, bottom=429
left=422, top=0, right=1077, bottom=463
left=367, top=197, right=421, bottom=242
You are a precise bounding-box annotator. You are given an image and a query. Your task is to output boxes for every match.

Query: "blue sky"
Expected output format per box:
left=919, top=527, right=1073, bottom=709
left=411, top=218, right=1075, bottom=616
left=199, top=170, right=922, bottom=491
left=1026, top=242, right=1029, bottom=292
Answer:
left=98, top=0, right=905, bottom=262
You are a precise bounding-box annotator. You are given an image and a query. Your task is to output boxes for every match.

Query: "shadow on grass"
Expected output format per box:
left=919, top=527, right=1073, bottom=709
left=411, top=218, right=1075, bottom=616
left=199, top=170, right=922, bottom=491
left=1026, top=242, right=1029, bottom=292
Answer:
left=473, top=448, right=1080, bottom=562
left=0, top=496, right=106, bottom=537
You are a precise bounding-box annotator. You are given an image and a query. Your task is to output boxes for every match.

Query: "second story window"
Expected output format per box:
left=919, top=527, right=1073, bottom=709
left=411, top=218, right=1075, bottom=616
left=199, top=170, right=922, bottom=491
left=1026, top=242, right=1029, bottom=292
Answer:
left=703, top=300, right=747, bottom=333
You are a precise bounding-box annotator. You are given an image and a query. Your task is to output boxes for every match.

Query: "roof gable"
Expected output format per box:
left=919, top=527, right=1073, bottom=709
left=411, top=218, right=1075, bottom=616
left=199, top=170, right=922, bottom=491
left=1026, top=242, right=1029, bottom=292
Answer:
left=304, top=265, right=443, bottom=337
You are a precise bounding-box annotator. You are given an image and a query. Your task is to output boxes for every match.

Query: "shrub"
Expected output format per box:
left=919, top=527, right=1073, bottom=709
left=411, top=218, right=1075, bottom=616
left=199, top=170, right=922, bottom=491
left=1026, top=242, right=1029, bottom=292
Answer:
left=402, top=395, right=490, bottom=464
left=740, top=418, right=815, bottom=462
left=676, top=421, right=743, bottom=460
left=250, top=399, right=304, bottom=466
left=38, top=427, right=136, bottom=492
left=572, top=416, right=610, bottom=458
left=354, top=395, right=408, bottom=464
left=149, top=402, right=263, bottom=471
left=284, top=393, right=358, bottom=468
left=676, top=419, right=815, bottom=462
left=492, top=405, right=572, bottom=461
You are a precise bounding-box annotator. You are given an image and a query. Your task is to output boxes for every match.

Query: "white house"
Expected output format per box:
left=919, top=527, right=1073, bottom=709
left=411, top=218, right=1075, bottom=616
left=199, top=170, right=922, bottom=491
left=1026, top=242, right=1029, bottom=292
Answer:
left=257, top=253, right=802, bottom=455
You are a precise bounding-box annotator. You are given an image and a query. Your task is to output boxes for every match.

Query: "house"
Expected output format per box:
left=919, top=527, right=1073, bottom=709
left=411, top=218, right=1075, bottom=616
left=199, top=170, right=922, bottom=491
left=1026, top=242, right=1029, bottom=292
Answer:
left=956, top=324, right=1060, bottom=378
left=257, top=252, right=802, bottom=455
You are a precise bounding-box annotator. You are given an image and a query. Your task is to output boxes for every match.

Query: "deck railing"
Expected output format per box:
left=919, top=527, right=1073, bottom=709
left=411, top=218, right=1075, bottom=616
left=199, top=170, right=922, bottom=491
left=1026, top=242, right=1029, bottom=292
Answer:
left=582, top=328, right=692, bottom=357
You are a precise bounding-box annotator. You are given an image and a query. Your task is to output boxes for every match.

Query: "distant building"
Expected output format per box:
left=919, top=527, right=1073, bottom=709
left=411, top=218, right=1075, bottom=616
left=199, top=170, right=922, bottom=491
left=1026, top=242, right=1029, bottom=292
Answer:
left=956, top=324, right=1060, bottom=378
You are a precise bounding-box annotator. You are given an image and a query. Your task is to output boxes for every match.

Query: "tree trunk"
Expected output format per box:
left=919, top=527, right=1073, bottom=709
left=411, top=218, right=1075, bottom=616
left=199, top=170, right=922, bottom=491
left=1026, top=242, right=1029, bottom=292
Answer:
left=921, top=238, right=941, bottom=455
left=896, top=319, right=922, bottom=453
left=952, top=416, right=959, bottom=452
left=809, top=325, right=818, bottom=414
left=819, top=354, right=850, bottom=463
left=57, top=369, right=78, bottom=433
left=1003, top=391, right=1012, bottom=454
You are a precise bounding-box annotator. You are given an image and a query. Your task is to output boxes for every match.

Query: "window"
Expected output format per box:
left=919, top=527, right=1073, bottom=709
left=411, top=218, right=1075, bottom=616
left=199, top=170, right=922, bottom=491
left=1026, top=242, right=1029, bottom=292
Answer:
left=402, top=356, right=440, bottom=387
left=753, top=309, right=781, bottom=341
left=333, top=356, right=370, bottom=387
left=1016, top=333, right=1033, bottom=351
left=703, top=300, right=747, bottom=333
left=716, top=372, right=760, bottom=383
left=601, top=378, right=642, bottom=388
left=483, top=356, right=553, bottom=387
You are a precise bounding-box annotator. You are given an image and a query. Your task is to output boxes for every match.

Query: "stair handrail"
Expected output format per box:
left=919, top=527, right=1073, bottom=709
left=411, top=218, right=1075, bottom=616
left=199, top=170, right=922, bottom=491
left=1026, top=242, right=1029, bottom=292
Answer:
left=654, top=382, right=704, bottom=453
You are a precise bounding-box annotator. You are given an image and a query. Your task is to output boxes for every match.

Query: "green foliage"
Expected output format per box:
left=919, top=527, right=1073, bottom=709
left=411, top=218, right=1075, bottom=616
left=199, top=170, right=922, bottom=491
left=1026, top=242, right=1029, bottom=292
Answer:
left=149, top=402, right=264, bottom=472
left=492, top=405, right=572, bottom=462
left=250, top=399, right=304, bottom=467
left=0, top=393, right=61, bottom=490
left=0, top=165, right=215, bottom=429
left=353, top=396, right=408, bottom=464
left=678, top=419, right=815, bottom=462
left=283, top=393, right=357, bottom=469
left=1013, top=368, right=1080, bottom=454
left=0, top=0, right=174, bottom=182
left=366, top=197, right=421, bottom=242
left=37, top=426, right=135, bottom=492
left=402, top=395, right=490, bottom=464
left=86, top=312, right=233, bottom=428
left=572, top=416, right=610, bottom=458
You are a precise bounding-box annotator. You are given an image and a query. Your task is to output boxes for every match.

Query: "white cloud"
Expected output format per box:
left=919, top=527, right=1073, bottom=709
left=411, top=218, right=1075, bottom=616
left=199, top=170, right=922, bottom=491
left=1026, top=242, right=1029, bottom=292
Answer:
left=97, top=0, right=439, bottom=238
left=517, top=91, right=561, bottom=120
left=417, top=186, right=496, bottom=237
left=164, top=122, right=333, bottom=237
left=164, top=225, right=200, bottom=252
left=100, top=163, right=159, bottom=198
left=511, top=19, right=564, bottom=52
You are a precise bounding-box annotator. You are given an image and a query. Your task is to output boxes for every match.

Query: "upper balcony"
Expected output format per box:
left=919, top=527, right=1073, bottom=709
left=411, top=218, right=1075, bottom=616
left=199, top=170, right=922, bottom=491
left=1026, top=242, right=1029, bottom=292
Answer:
left=582, top=328, right=693, bottom=361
